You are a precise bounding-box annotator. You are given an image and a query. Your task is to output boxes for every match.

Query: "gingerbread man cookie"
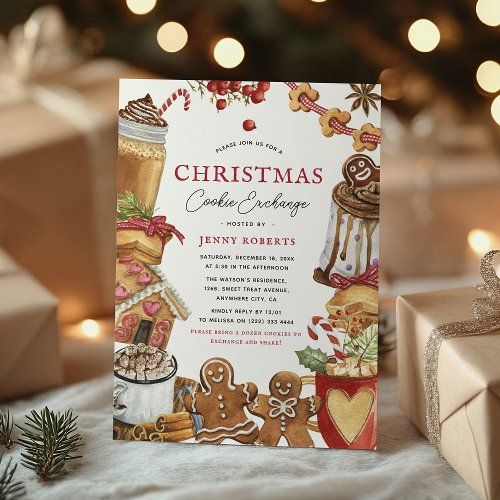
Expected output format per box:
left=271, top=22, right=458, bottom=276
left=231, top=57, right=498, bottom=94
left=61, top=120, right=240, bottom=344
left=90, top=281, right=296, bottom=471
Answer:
left=184, top=357, right=259, bottom=444
left=342, top=154, right=380, bottom=189
left=249, top=371, right=321, bottom=447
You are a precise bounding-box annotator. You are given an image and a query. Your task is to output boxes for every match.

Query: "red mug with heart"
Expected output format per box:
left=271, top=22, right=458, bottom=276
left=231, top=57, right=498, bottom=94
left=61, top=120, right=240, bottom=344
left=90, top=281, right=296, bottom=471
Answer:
left=302, top=372, right=377, bottom=449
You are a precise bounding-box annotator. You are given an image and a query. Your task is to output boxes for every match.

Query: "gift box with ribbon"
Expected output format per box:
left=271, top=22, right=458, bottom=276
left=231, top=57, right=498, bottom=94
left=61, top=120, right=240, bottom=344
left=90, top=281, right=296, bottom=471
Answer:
left=0, top=248, right=63, bottom=401
left=0, top=6, right=153, bottom=322
left=397, top=251, right=500, bottom=500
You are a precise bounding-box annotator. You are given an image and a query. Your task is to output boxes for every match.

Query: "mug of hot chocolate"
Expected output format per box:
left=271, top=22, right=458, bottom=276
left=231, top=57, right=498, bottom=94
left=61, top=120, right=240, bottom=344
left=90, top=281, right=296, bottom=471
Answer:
left=314, top=154, right=380, bottom=286
left=117, top=94, right=169, bottom=208
left=113, top=343, right=177, bottom=425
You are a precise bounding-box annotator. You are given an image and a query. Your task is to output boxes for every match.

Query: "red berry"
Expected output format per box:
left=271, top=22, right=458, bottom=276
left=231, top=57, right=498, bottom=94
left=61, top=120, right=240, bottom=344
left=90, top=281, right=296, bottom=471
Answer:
left=207, top=80, right=218, bottom=93
left=229, top=81, right=242, bottom=91
left=243, top=119, right=256, bottom=131
left=250, top=89, right=265, bottom=104
left=258, top=81, right=271, bottom=91
left=216, top=99, right=227, bottom=110
left=218, top=81, right=230, bottom=91
left=217, top=88, right=228, bottom=96
left=242, top=84, right=254, bottom=96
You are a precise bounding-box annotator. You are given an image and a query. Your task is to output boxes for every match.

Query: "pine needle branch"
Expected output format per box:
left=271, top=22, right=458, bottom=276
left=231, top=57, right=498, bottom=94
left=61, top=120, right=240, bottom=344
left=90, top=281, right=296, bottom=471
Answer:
left=0, top=455, right=25, bottom=500
left=0, top=412, right=13, bottom=451
left=117, top=190, right=156, bottom=221
left=344, top=324, right=378, bottom=366
left=16, top=407, right=83, bottom=483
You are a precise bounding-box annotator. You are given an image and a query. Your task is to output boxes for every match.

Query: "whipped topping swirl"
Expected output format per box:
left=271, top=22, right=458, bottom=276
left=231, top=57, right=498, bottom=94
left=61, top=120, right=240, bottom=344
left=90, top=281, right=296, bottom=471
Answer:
left=119, top=94, right=167, bottom=127
left=333, top=181, right=379, bottom=220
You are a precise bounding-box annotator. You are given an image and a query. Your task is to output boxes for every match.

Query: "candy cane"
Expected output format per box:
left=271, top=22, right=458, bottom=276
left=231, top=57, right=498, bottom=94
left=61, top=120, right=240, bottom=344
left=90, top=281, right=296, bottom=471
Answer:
left=159, top=88, right=191, bottom=115
left=307, top=316, right=345, bottom=361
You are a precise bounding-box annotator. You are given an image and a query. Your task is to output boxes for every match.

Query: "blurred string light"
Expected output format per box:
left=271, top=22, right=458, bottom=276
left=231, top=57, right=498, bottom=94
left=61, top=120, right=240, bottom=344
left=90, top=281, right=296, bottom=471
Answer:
left=213, top=38, right=245, bottom=69
left=408, top=19, right=440, bottom=52
left=476, top=0, right=500, bottom=27
left=378, top=68, right=403, bottom=101
left=492, top=95, right=500, bottom=125
left=80, top=319, right=100, bottom=338
left=468, top=229, right=496, bottom=255
left=126, top=0, right=157, bottom=15
left=157, top=22, right=188, bottom=53
left=476, top=60, right=500, bottom=93
left=310, top=0, right=328, bottom=2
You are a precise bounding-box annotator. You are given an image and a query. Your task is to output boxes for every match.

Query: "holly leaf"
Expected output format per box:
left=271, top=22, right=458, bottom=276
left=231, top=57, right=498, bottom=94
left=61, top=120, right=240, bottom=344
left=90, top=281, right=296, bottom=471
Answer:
left=295, top=346, right=328, bottom=373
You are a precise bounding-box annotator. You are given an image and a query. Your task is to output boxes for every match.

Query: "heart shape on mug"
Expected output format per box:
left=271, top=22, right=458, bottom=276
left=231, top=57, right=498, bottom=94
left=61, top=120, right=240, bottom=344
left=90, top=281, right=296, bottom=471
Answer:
left=143, top=300, right=161, bottom=316
left=326, top=388, right=374, bottom=445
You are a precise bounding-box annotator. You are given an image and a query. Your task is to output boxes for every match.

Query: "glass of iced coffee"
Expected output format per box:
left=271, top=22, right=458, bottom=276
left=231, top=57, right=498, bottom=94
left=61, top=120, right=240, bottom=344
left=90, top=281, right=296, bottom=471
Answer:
left=117, top=94, right=169, bottom=208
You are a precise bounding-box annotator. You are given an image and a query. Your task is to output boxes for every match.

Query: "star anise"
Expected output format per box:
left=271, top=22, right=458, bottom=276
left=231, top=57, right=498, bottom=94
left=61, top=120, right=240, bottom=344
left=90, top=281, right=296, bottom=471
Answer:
left=345, top=84, right=380, bottom=117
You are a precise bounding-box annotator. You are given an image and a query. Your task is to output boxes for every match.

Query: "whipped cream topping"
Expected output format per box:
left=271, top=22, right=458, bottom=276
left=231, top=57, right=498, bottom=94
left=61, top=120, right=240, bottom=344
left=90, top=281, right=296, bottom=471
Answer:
left=119, top=94, right=167, bottom=127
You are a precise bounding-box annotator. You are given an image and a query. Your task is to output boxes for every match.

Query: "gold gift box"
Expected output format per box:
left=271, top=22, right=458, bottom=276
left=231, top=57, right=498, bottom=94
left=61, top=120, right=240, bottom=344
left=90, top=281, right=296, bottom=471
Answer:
left=397, top=287, right=500, bottom=500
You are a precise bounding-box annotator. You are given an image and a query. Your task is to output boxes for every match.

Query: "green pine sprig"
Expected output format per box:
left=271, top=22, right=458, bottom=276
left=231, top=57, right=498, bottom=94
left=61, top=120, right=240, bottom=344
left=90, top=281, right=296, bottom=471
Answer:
left=0, top=412, right=13, bottom=451
left=344, top=324, right=378, bottom=366
left=16, top=407, right=83, bottom=482
left=0, top=455, right=25, bottom=500
left=117, top=190, right=156, bottom=221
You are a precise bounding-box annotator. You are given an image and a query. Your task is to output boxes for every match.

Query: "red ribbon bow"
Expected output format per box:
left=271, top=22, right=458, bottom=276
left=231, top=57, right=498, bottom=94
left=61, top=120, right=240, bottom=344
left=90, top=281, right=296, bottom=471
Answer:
left=117, top=215, right=185, bottom=245
left=329, top=264, right=378, bottom=290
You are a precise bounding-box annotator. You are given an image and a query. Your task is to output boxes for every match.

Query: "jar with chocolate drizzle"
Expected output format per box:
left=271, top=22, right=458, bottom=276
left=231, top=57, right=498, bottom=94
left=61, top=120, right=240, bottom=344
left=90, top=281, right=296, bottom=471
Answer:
left=117, top=94, right=169, bottom=208
left=314, top=154, right=380, bottom=285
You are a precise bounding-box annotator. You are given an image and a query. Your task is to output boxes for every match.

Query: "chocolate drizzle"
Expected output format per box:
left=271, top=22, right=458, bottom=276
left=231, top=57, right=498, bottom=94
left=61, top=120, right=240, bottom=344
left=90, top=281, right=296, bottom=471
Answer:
left=119, top=94, right=167, bottom=127
left=317, top=175, right=380, bottom=286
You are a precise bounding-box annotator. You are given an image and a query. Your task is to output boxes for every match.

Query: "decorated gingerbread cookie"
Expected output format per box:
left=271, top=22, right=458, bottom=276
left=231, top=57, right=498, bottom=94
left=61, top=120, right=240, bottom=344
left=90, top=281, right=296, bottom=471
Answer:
left=342, top=154, right=379, bottom=189
left=249, top=371, right=321, bottom=447
left=184, top=358, right=259, bottom=445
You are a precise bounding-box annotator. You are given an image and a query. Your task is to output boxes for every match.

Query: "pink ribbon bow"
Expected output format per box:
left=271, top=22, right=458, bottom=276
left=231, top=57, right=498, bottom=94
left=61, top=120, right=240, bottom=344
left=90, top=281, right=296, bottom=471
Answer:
left=329, top=264, right=378, bottom=290
left=117, top=215, right=185, bottom=245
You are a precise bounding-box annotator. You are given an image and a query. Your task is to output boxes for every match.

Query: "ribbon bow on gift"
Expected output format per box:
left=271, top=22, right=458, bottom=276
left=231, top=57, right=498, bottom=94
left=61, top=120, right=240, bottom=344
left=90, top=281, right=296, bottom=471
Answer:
left=117, top=216, right=185, bottom=245
left=0, top=6, right=76, bottom=103
left=268, top=397, right=298, bottom=418
left=329, top=264, right=379, bottom=289
left=425, top=250, right=500, bottom=454
left=0, top=5, right=121, bottom=127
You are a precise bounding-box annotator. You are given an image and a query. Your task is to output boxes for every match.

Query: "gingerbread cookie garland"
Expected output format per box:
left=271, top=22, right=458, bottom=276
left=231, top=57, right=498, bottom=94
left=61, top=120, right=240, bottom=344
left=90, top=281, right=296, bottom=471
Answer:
left=286, top=81, right=381, bottom=152
left=249, top=371, right=321, bottom=447
left=184, top=358, right=259, bottom=445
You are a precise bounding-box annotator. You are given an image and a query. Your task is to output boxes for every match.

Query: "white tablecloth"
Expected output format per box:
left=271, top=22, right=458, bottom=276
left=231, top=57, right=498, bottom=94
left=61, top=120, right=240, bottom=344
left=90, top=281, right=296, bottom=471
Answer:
left=3, top=363, right=476, bottom=500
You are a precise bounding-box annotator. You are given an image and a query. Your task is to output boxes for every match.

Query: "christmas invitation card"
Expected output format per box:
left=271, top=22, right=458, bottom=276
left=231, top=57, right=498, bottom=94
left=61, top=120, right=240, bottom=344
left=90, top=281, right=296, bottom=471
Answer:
left=113, top=79, right=381, bottom=449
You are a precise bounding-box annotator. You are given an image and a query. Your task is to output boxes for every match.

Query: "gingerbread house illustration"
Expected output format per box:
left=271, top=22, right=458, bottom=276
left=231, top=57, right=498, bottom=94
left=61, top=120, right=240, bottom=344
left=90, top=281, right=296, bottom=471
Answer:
left=115, top=258, right=190, bottom=350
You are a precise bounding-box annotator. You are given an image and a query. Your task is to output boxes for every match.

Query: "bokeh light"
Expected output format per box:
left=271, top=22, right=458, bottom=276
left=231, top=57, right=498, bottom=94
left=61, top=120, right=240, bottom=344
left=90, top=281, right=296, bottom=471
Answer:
left=468, top=229, right=495, bottom=255
left=80, top=319, right=100, bottom=338
left=491, top=95, right=500, bottom=125
left=126, top=0, right=157, bottom=15
left=476, top=0, right=500, bottom=27
left=408, top=19, right=440, bottom=53
left=476, top=60, right=500, bottom=93
left=157, top=22, right=188, bottom=53
left=379, top=68, right=403, bottom=101
left=213, top=38, right=245, bottom=69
